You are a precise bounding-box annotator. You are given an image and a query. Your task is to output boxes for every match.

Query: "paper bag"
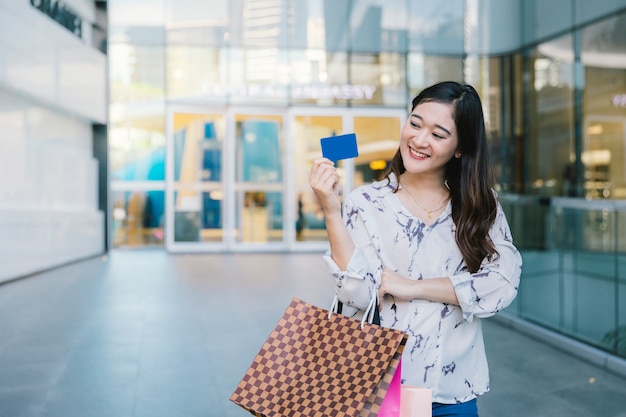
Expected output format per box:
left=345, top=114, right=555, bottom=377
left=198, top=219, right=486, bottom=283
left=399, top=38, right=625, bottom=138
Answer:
left=230, top=297, right=408, bottom=417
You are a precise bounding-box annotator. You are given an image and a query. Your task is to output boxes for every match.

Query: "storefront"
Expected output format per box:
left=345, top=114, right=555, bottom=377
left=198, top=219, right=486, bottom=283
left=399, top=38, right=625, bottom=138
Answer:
left=111, top=103, right=406, bottom=251
left=108, top=0, right=626, bottom=253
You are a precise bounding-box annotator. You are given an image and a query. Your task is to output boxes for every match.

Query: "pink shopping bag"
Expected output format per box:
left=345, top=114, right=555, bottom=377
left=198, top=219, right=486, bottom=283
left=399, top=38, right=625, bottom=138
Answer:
left=377, top=358, right=403, bottom=417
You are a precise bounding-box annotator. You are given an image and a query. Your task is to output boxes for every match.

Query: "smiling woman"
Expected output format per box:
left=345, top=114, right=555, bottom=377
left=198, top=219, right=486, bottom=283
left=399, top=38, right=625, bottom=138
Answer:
left=310, top=81, right=522, bottom=417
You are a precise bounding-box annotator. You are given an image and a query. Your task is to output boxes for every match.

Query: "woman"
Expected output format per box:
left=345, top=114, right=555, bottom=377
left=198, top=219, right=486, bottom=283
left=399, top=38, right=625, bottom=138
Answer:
left=310, top=81, right=522, bottom=417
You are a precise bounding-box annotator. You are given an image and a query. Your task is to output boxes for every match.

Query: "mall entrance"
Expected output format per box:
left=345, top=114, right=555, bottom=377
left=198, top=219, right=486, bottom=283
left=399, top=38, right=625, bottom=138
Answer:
left=111, top=106, right=405, bottom=251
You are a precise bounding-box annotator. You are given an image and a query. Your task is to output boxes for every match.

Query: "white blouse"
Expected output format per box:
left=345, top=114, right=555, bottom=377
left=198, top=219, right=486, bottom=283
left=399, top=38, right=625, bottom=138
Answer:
left=323, top=174, right=522, bottom=404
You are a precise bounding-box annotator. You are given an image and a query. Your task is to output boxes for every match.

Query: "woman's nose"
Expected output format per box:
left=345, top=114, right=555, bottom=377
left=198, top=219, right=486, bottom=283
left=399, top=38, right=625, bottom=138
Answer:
left=412, top=130, right=428, bottom=146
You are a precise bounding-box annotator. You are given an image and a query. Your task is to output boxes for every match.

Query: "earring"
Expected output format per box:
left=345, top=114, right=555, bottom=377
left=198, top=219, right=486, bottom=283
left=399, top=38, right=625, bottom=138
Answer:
left=455, top=152, right=462, bottom=158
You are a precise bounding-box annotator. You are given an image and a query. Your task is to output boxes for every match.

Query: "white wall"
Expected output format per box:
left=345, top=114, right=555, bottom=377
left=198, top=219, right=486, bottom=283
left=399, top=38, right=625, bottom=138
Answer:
left=0, top=0, right=106, bottom=123
left=0, top=0, right=106, bottom=283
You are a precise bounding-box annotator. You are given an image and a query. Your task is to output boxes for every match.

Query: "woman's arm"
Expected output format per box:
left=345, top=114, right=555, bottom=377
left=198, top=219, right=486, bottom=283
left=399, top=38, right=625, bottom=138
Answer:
left=378, top=272, right=459, bottom=307
left=378, top=203, right=521, bottom=319
left=448, top=205, right=522, bottom=321
left=310, top=158, right=355, bottom=269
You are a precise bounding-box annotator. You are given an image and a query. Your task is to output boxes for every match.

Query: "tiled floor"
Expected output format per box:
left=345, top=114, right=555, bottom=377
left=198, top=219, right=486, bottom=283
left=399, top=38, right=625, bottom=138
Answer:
left=0, top=250, right=625, bottom=417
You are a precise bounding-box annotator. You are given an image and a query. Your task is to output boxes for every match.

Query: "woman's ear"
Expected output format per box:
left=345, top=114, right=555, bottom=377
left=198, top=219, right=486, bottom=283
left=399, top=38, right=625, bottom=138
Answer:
left=455, top=151, right=462, bottom=158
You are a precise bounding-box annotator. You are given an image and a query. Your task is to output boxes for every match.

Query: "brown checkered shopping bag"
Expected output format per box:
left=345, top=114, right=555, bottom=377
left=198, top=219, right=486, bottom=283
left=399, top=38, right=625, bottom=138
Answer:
left=230, top=297, right=408, bottom=417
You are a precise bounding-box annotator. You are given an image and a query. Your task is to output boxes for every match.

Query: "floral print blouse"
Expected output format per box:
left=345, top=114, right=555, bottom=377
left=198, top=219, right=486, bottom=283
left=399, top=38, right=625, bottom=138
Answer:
left=323, top=174, right=522, bottom=404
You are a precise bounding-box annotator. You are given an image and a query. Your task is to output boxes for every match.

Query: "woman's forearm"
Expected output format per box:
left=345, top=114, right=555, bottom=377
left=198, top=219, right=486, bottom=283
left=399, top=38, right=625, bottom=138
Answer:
left=380, top=270, right=460, bottom=306
left=324, top=211, right=355, bottom=271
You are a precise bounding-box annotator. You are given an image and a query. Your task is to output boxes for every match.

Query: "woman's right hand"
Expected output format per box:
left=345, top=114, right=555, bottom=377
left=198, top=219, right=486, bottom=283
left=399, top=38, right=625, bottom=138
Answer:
left=310, top=158, right=342, bottom=215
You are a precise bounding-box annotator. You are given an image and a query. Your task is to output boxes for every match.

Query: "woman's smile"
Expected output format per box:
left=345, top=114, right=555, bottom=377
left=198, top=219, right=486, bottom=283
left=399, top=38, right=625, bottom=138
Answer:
left=408, top=146, right=430, bottom=159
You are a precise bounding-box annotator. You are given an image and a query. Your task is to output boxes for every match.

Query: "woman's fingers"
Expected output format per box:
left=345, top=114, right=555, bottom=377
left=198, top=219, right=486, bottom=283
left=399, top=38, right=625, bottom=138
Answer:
left=310, top=158, right=338, bottom=194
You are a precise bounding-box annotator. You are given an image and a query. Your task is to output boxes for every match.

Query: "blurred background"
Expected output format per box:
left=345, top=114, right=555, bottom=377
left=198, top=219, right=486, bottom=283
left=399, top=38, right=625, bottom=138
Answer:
left=1, top=0, right=625, bottom=366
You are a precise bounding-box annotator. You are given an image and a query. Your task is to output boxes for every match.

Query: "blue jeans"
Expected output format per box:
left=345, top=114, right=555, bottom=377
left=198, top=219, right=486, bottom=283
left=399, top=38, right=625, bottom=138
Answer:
left=432, top=399, right=478, bottom=417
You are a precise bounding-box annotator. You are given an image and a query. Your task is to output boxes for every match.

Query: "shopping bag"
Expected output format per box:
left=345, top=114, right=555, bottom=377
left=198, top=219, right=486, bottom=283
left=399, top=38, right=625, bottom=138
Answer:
left=230, top=297, right=408, bottom=417
left=377, top=358, right=403, bottom=417
left=400, top=385, right=432, bottom=417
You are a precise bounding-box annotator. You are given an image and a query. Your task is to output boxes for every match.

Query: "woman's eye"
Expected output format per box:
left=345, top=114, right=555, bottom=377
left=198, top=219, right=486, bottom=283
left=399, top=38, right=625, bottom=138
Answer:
left=433, top=133, right=444, bottom=139
left=411, top=122, right=420, bottom=128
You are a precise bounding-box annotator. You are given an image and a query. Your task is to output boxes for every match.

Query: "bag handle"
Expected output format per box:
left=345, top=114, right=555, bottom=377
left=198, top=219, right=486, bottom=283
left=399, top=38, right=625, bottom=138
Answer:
left=329, top=294, right=381, bottom=328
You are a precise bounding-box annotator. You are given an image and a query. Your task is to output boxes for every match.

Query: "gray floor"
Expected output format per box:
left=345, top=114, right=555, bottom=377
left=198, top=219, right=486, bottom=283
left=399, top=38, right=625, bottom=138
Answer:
left=0, top=250, right=625, bottom=417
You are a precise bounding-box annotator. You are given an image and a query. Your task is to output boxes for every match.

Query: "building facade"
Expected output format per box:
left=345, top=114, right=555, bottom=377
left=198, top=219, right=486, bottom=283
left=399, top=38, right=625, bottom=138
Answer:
left=0, top=0, right=107, bottom=283
left=108, top=0, right=626, bottom=251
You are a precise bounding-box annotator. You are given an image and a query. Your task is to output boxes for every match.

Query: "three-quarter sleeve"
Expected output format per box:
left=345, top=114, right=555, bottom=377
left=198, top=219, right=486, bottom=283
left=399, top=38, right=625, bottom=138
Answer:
left=448, top=204, right=522, bottom=322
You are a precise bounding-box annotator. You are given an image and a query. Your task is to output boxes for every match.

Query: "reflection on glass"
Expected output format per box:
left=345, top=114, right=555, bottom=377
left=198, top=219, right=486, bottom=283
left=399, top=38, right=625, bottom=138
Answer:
left=350, top=53, right=406, bottom=106
left=407, top=0, right=464, bottom=54
left=293, top=115, right=343, bottom=241
left=109, top=40, right=165, bottom=104
left=236, top=115, right=283, bottom=182
left=528, top=34, right=575, bottom=197
left=112, top=191, right=165, bottom=247
left=235, top=114, right=283, bottom=244
left=353, top=116, right=402, bottom=187
left=110, top=125, right=167, bottom=181
left=582, top=122, right=621, bottom=199
left=228, top=48, right=290, bottom=106
left=173, top=191, right=223, bottom=242
left=407, top=54, right=463, bottom=95
left=166, top=46, right=226, bottom=103
left=349, top=0, right=408, bottom=53
left=582, top=12, right=626, bottom=200
left=289, top=50, right=350, bottom=106
left=237, top=191, right=283, bottom=243
left=173, top=113, right=224, bottom=182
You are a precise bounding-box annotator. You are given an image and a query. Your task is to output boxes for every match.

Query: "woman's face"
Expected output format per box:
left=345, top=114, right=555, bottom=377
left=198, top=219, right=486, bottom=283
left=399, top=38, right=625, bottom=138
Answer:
left=399, top=101, right=459, bottom=178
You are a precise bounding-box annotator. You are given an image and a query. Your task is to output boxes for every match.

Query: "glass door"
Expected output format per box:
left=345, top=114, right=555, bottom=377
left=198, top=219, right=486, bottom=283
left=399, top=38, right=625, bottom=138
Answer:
left=233, top=112, right=285, bottom=248
left=165, top=108, right=226, bottom=250
left=164, top=106, right=405, bottom=252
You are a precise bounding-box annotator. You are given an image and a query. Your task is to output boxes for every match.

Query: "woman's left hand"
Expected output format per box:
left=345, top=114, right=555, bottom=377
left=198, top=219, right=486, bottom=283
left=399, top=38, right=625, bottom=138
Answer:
left=378, top=269, right=416, bottom=308
left=379, top=269, right=460, bottom=308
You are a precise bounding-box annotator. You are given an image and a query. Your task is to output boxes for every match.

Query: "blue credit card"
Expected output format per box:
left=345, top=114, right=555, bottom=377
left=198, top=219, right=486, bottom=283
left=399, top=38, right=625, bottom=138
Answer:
left=320, top=133, right=359, bottom=162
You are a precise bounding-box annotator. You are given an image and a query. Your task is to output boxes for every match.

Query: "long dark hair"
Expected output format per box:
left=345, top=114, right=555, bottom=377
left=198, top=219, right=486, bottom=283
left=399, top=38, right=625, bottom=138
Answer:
left=384, top=81, right=497, bottom=273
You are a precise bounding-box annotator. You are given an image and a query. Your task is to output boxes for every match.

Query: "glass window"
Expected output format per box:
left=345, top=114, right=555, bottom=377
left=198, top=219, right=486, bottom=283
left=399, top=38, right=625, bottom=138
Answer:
left=109, top=21, right=167, bottom=183
left=350, top=0, right=408, bottom=53
left=526, top=34, right=575, bottom=197
left=227, top=48, right=290, bottom=106
left=582, top=13, right=626, bottom=199
left=112, top=190, right=165, bottom=247
left=407, top=0, right=464, bottom=54
left=110, top=111, right=166, bottom=182
left=407, top=54, right=464, bottom=95
left=289, top=50, right=349, bottom=106
left=522, top=0, right=573, bottom=44
left=173, top=113, right=224, bottom=183
left=317, top=0, right=350, bottom=51
left=166, top=46, right=228, bottom=103
left=350, top=53, right=406, bottom=107
left=109, top=31, right=165, bottom=104
left=475, top=56, right=514, bottom=190
left=236, top=115, right=283, bottom=183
